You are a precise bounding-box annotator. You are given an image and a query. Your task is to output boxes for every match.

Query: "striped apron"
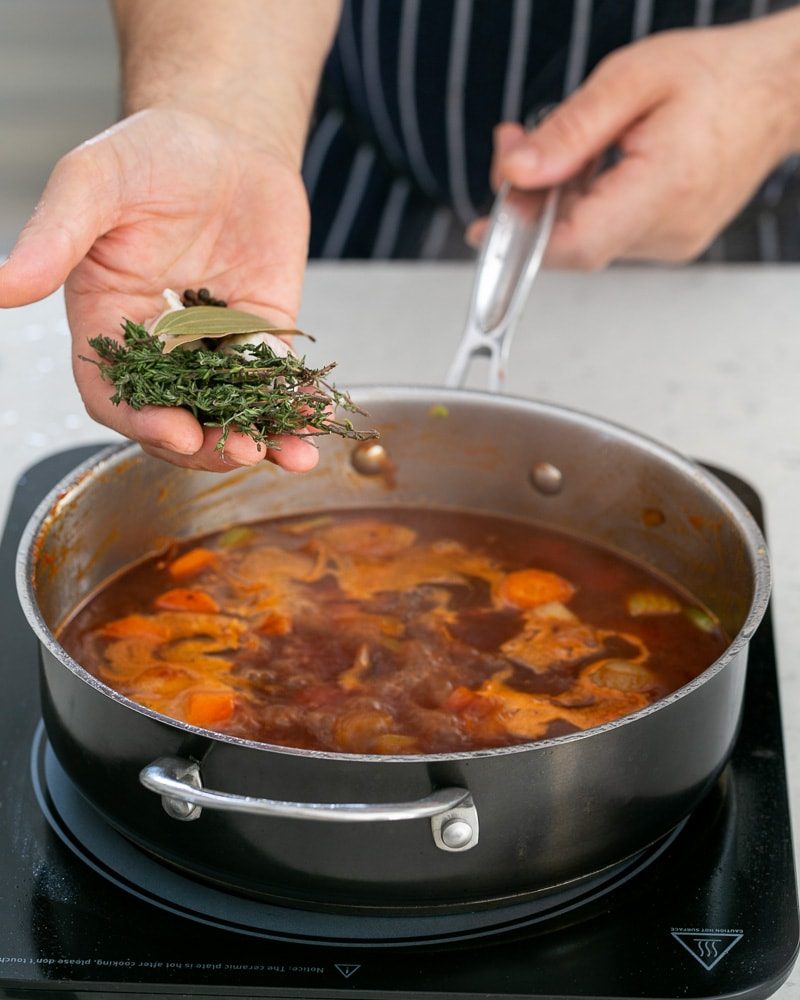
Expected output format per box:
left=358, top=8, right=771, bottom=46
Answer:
left=303, top=0, right=800, bottom=262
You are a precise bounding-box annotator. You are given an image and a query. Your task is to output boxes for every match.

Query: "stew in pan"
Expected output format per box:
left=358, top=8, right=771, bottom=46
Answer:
left=59, top=508, right=727, bottom=754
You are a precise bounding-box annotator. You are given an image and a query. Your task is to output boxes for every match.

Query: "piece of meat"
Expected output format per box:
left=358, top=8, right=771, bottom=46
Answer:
left=501, top=616, right=603, bottom=673
left=318, top=519, right=418, bottom=558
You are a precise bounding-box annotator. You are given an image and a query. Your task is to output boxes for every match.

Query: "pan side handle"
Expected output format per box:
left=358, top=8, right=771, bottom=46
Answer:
left=140, top=756, right=479, bottom=852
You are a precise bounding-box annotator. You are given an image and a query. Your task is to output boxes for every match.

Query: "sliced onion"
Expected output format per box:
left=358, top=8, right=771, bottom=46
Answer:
left=590, top=659, right=655, bottom=692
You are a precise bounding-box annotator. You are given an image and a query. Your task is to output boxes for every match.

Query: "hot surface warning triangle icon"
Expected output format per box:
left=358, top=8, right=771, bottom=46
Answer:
left=671, top=930, right=743, bottom=970
left=335, top=963, right=361, bottom=978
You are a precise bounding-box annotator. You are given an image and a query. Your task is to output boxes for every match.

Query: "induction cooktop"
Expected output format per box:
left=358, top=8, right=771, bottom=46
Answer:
left=0, top=446, right=797, bottom=999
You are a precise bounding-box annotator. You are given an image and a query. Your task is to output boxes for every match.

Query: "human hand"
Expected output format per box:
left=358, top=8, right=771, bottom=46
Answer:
left=0, top=107, right=318, bottom=473
left=469, top=10, right=800, bottom=267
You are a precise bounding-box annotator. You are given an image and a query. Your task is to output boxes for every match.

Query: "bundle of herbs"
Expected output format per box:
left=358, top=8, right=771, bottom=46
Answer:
left=83, top=289, right=377, bottom=452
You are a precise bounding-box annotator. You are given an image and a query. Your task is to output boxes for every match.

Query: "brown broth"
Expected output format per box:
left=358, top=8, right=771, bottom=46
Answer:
left=58, top=508, right=729, bottom=754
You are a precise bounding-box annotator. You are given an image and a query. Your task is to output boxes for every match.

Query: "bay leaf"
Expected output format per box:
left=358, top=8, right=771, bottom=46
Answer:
left=154, top=306, right=300, bottom=354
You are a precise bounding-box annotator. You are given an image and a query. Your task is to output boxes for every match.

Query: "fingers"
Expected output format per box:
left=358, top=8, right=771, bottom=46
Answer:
left=140, top=437, right=243, bottom=473
left=81, top=378, right=206, bottom=457
left=467, top=109, right=614, bottom=251
left=266, top=434, right=320, bottom=472
left=202, top=425, right=319, bottom=473
left=70, top=289, right=207, bottom=456
left=0, top=142, right=121, bottom=307
left=140, top=429, right=320, bottom=474
left=71, top=289, right=321, bottom=473
left=495, top=50, right=666, bottom=190
left=472, top=139, right=662, bottom=270
left=489, top=122, right=526, bottom=191
left=77, top=327, right=321, bottom=472
left=543, top=153, right=658, bottom=269
left=465, top=217, right=487, bottom=249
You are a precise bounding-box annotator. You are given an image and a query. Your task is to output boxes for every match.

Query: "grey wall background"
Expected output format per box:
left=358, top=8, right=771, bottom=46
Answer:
left=1, top=0, right=119, bottom=254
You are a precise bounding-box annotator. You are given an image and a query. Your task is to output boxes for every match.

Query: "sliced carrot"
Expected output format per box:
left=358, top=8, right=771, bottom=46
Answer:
left=184, top=690, right=236, bottom=728
left=499, top=569, right=575, bottom=608
left=461, top=701, right=507, bottom=743
left=445, top=686, right=478, bottom=712
left=256, top=611, right=292, bottom=635
left=168, top=547, right=218, bottom=580
left=461, top=694, right=498, bottom=721
left=154, top=588, right=220, bottom=613
left=98, top=615, right=170, bottom=641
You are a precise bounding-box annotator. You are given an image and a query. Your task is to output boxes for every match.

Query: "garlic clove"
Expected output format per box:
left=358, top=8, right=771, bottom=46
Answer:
left=219, top=331, right=295, bottom=360
left=146, top=288, right=186, bottom=336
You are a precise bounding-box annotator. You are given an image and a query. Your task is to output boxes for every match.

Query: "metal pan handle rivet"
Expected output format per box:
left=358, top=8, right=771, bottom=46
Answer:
left=441, top=818, right=474, bottom=849
left=431, top=801, right=480, bottom=852
left=529, top=462, right=563, bottom=495
left=351, top=441, right=390, bottom=475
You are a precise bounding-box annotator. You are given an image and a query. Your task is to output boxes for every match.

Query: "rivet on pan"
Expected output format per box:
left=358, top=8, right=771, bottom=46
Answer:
left=163, top=797, right=202, bottom=822
left=530, top=462, right=563, bottom=495
left=351, top=441, right=390, bottom=476
left=441, top=817, right=474, bottom=850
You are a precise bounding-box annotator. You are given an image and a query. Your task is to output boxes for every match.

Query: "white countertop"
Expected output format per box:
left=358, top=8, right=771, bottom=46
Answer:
left=1, top=262, right=798, bottom=993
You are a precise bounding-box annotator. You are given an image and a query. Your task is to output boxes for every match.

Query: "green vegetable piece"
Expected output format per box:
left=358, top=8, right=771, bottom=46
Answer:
left=429, top=404, right=450, bottom=418
left=685, top=607, right=718, bottom=633
left=626, top=590, right=682, bottom=617
left=218, top=526, right=255, bottom=548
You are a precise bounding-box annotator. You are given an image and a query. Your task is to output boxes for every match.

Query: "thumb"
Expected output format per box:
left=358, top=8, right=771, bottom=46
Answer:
left=490, top=122, right=527, bottom=191
left=0, top=144, right=120, bottom=307
left=499, top=52, right=663, bottom=188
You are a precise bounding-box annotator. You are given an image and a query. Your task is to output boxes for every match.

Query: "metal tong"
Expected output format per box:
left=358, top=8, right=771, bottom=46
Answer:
left=445, top=182, right=559, bottom=393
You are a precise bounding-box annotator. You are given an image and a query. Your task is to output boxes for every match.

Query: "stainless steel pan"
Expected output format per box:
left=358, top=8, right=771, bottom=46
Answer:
left=16, top=185, right=769, bottom=912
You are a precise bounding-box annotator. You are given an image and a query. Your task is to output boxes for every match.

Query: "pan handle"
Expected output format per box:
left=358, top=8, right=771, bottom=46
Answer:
left=445, top=181, right=559, bottom=393
left=140, top=757, right=479, bottom=851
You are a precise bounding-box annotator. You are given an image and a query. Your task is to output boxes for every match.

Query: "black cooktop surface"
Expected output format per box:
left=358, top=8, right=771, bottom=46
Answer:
left=0, top=447, right=797, bottom=999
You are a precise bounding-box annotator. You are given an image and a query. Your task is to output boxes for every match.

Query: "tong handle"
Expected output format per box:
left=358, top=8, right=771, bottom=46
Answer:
left=445, top=183, right=559, bottom=392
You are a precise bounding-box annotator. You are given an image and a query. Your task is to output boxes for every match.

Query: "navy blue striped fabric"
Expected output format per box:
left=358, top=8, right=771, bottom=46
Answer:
left=304, top=0, right=800, bottom=261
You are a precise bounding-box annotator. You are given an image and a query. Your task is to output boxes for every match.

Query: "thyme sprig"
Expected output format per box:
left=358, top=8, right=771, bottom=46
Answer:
left=84, top=319, right=378, bottom=452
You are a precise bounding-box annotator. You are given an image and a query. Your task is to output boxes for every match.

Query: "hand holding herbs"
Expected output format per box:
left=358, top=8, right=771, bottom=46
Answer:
left=83, top=290, right=377, bottom=461
left=0, top=106, right=320, bottom=472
